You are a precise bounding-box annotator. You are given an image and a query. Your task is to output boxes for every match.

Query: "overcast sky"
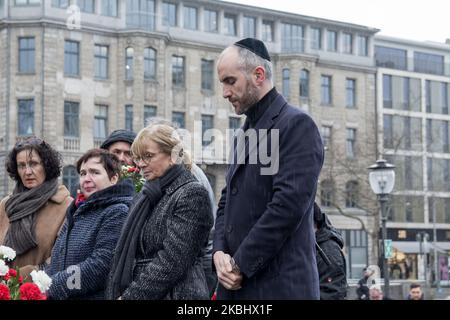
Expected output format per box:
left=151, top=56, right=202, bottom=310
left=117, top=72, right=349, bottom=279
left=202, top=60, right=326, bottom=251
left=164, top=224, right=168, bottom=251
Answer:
left=223, top=0, right=450, bottom=44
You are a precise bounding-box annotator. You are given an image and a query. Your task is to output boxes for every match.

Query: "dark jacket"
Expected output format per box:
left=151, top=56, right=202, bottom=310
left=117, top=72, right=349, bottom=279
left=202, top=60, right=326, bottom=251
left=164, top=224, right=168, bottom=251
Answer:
left=121, top=169, right=213, bottom=300
left=315, top=205, right=347, bottom=300
left=213, top=92, right=324, bottom=299
left=46, top=180, right=134, bottom=300
left=356, top=276, right=371, bottom=300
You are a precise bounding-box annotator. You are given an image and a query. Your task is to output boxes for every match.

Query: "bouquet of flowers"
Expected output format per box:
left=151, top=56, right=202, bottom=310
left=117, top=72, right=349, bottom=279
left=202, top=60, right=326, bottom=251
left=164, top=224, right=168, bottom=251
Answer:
left=0, top=245, right=52, bottom=300
left=121, top=165, right=145, bottom=193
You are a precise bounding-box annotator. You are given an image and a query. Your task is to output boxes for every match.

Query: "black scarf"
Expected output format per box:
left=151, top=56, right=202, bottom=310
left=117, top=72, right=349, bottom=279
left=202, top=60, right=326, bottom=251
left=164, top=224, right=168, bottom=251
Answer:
left=3, top=179, right=59, bottom=255
left=106, top=164, right=185, bottom=299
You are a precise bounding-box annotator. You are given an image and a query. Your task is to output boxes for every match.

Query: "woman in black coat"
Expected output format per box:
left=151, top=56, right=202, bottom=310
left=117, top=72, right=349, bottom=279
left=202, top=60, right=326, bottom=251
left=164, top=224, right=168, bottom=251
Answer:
left=106, top=123, right=213, bottom=300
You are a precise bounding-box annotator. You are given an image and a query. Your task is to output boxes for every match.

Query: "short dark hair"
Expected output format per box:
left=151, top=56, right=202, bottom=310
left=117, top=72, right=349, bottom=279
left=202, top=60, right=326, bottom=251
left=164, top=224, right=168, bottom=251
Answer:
left=6, top=136, right=62, bottom=184
left=76, top=148, right=121, bottom=179
left=410, top=283, right=421, bottom=290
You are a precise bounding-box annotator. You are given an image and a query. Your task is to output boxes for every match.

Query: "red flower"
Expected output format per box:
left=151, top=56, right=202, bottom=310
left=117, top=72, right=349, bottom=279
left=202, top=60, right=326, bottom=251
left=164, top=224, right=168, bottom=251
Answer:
left=0, top=284, right=11, bottom=300
left=8, top=269, right=17, bottom=278
left=2, top=274, right=10, bottom=281
left=127, top=167, right=135, bottom=173
left=19, top=283, right=46, bottom=300
left=18, top=276, right=23, bottom=284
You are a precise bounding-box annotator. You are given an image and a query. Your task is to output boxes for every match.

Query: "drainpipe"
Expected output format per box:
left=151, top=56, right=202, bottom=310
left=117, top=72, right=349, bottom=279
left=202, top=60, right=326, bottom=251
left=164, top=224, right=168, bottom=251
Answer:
left=41, top=1, right=45, bottom=139
left=4, top=10, right=11, bottom=195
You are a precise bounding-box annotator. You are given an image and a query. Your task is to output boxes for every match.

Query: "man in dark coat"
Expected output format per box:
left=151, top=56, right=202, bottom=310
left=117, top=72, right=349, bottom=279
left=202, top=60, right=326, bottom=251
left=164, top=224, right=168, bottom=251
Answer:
left=213, top=38, right=324, bottom=299
left=314, top=203, right=347, bottom=300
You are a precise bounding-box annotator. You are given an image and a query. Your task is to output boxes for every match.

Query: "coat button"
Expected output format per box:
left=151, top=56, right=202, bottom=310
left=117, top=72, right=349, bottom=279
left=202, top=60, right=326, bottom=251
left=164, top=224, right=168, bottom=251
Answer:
left=226, top=225, right=233, bottom=233
left=231, top=187, right=238, bottom=195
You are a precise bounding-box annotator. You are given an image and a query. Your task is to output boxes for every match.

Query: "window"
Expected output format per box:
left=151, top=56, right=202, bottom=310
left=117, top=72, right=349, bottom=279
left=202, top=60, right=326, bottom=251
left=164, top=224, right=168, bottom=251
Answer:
left=172, top=55, right=184, bottom=87
left=300, top=69, right=309, bottom=99
left=282, top=68, right=290, bottom=99
left=414, top=51, right=444, bottom=75
left=172, top=111, right=185, bottom=129
left=183, top=6, right=197, bottom=30
left=144, top=105, right=156, bottom=126
left=15, top=0, right=40, bottom=5
left=125, top=47, right=134, bottom=80
left=320, top=180, right=334, bottom=207
left=79, top=0, right=95, bottom=13
left=94, top=44, right=108, bottom=79
left=357, top=36, right=368, bottom=56
left=346, top=128, right=356, bottom=158
left=63, top=166, right=78, bottom=198
left=375, top=46, right=407, bottom=70
left=342, top=33, right=353, bottom=54
left=229, top=117, right=241, bottom=130
left=327, top=30, right=337, bottom=52
left=262, top=20, right=273, bottom=42
left=94, top=105, right=108, bottom=139
left=64, top=101, right=79, bottom=137
left=51, top=0, right=68, bottom=8
left=17, top=99, right=34, bottom=136
left=321, top=126, right=332, bottom=150
left=204, top=9, right=217, bottom=33
left=64, top=40, right=79, bottom=76
left=125, top=105, right=133, bottom=131
left=281, top=23, right=304, bottom=53
left=442, top=82, right=449, bottom=114
left=201, top=59, right=214, bottom=91
left=346, top=78, right=356, bottom=108
left=346, top=181, right=359, bottom=208
left=383, top=115, right=393, bottom=149
left=310, top=27, right=321, bottom=50
left=202, top=115, right=214, bottom=146
left=144, top=47, right=156, bottom=80
left=321, top=75, right=332, bottom=105
left=102, top=0, right=117, bottom=17
left=383, top=74, right=392, bottom=108
left=427, top=80, right=450, bottom=114
left=223, top=14, right=236, bottom=36
left=338, top=229, right=368, bottom=279
left=243, top=16, right=256, bottom=38
left=126, top=0, right=155, bottom=31
left=162, top=2, right=176, bottom=27
left=18, top=37, right=35, bottom=73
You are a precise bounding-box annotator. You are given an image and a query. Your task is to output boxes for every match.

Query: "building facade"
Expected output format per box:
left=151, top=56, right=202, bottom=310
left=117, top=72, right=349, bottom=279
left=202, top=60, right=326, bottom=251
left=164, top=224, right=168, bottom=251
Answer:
left=375, top=35, right=450, bottom=282
left=0, top=0, right=379, bottom=279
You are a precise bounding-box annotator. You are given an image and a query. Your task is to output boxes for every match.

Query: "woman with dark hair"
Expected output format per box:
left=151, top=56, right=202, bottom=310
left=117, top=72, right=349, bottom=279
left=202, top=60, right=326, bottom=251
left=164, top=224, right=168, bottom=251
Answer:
left=46, top=149, right=134, bottom=299
left=0, top=137, right=72, bottom=278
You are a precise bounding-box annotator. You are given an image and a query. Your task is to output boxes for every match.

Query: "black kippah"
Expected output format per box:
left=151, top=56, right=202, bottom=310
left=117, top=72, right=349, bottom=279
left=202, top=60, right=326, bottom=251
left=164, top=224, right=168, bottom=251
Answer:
left=234, top=38, right=271, bottom=61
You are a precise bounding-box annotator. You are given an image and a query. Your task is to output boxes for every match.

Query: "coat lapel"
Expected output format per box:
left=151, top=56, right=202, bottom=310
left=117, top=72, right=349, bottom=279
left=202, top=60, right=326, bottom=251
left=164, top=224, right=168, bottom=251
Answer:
left=229, top=94, right=287, bottom=182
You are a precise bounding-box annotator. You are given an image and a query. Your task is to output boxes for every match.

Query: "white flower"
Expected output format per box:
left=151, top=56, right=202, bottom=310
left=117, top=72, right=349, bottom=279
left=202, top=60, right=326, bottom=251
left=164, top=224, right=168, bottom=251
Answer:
left=30, top=270, right=52, bottom=293
left=0, top=259, right=8, bottom=276
left=0, top=245, right=16, bottom=261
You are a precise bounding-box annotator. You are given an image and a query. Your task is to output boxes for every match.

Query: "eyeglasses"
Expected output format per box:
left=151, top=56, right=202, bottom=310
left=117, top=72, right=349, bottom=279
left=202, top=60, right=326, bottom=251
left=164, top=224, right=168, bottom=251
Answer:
left=132, top=151, right=162, bottom=164
left=17, top=161, right=42, bottom=171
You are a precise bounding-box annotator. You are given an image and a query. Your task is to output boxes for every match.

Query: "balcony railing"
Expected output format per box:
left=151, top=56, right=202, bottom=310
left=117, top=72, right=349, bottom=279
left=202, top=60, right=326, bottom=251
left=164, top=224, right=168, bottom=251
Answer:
left=64, top=137, right=80, bottom=151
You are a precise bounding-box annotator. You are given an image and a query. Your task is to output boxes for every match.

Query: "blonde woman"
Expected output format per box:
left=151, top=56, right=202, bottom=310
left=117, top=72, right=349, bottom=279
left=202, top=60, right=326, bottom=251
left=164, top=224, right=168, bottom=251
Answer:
left=106, top=123, right=213, bottom=300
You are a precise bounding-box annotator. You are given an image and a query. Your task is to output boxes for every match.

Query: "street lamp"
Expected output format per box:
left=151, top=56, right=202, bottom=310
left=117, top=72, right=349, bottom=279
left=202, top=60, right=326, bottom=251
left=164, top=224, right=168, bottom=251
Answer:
left=368, top=159, right=396, bottom=298
left=416, top=231, right=429, bottom=285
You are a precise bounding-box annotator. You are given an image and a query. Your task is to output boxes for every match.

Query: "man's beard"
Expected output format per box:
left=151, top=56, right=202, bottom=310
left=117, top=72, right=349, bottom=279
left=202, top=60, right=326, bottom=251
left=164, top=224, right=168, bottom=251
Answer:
left=236, top=81, right=259, bottom=115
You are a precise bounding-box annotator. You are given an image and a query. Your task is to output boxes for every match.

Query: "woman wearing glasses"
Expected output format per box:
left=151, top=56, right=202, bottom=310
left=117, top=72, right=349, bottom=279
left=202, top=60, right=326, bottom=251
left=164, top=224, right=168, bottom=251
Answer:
left=0, top=137, right=72, bottom=278
left=106, top=123, right=213, bottom=300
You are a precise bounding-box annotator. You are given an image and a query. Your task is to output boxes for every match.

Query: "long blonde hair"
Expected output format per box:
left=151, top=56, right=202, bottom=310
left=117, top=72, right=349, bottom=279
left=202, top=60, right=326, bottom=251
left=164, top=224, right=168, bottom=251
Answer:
left=131, top=122, right=192, bottom=170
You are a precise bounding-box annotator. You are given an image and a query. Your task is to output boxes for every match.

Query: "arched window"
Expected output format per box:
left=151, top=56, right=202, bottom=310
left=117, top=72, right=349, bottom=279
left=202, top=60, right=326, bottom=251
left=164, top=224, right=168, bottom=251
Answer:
left=144, top=47, right=156, bottom=80
left=345, top=181, right=359, bottom=208
left=63, top=165, right=78, bottom=198
left=300, top=69, right=309, bottom=98
left=125, top=47, right=134, bottom=80
left=320, top=179, right=334, bottom=207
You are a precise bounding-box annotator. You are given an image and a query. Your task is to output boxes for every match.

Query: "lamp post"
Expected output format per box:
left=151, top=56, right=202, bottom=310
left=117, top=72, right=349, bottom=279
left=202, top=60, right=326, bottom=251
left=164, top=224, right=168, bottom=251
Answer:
left=416, top=231, right=429, bottom=285
left=368, top=159, right=396, bottom=298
